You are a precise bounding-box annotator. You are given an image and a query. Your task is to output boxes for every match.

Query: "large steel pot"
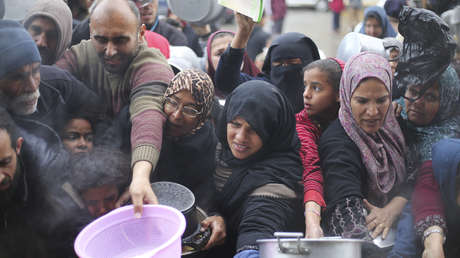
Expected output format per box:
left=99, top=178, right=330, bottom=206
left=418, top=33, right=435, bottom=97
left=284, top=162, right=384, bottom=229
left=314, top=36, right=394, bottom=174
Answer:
left=257, top=232, right=366, bottom=258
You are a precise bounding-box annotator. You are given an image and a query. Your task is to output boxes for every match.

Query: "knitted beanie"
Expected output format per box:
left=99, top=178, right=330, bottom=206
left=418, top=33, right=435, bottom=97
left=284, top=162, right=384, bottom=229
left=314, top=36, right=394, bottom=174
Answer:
left=0, top=20, right=41, bottom=79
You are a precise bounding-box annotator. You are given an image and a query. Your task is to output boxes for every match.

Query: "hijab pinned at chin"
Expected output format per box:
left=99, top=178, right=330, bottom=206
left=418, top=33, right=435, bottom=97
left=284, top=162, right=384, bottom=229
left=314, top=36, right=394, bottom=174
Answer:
left=339, top=52, right=406, bottom=206
left=216, top=80, right=303, bottom=212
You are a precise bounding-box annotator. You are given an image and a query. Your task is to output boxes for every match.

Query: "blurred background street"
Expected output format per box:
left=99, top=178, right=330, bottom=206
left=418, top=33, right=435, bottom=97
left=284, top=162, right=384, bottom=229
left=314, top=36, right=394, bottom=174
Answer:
left=222, top=5, right=372, bottom=57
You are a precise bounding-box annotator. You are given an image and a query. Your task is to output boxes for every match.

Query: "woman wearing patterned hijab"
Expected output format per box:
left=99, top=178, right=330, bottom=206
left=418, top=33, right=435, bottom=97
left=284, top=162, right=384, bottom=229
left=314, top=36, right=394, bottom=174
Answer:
left=152, top=69, right=217, bottom=211
left=396, top=66, right=460, bottom=257
left=319, top=52, right=407, bottom=248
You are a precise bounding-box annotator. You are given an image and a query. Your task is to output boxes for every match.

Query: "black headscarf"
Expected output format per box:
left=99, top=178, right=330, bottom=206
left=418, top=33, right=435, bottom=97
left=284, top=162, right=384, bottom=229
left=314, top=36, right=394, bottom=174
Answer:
left=262, top=32, right=320, bottom=113
left=216, top=80, right=303, bottom=214
left=395, top=7, right=456, bottom=92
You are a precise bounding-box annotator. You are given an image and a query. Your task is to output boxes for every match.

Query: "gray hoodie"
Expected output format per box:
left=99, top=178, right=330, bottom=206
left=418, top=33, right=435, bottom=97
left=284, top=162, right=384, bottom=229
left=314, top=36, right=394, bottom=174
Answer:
left=23, top=0, right=72, bottom=64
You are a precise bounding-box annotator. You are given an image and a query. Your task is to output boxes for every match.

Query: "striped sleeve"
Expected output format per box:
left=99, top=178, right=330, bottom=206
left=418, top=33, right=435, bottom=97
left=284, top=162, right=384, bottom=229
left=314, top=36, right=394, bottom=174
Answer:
left=295, top=111, right=326, bottom=207
left=129, top=62, right=174, bottom=168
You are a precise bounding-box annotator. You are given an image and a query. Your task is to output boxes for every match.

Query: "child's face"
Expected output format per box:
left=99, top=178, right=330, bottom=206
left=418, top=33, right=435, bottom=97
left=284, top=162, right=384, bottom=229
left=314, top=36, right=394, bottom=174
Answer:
left=62, top=118, right=94, bottom=154
left=303, top=68, right=339, bottom=118
left=82, top=184, right=119, bottom=218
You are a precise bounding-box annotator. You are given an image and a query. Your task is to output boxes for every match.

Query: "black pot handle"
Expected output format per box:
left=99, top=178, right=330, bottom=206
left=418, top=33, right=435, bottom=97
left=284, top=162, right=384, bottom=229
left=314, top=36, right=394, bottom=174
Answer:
left=182, top=227, right=212, bottom=251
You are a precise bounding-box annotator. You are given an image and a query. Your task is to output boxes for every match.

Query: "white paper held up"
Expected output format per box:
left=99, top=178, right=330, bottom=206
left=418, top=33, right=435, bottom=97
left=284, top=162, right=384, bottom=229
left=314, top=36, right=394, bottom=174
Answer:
left=218, top=0, right=264, bottom=22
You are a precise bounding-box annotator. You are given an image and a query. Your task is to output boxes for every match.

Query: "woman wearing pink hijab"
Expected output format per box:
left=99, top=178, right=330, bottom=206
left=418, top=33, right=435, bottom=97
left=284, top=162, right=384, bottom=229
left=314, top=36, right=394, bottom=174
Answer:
left=319, top=52, right=408, bottom=252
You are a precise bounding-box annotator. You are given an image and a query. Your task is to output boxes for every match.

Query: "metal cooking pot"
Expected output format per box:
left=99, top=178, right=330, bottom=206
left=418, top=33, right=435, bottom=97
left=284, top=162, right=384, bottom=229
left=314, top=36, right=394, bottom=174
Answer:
left=167, top=0, right=225, bottom=25
left=151, top=181, right=197, bottom=238
left=181, top=207, right=211, bottom=257
left=2, top=0, right=36, bottom=20
left=257, top=232, right=366, bottom=258
left=151, top=181, right=211, bottom=256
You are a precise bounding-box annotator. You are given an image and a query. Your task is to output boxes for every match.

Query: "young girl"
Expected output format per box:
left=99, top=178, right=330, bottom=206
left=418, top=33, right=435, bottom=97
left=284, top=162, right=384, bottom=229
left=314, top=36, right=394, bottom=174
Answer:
left=296, top=58, right=343, bottom=238
left=60, top=115, right=94, bottom=154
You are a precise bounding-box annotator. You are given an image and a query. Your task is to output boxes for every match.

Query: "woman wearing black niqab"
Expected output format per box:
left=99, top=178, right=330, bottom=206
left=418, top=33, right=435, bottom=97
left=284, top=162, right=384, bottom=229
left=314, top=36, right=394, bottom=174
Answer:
left=213, top=12, right=320, bottom=113
left=208, top=80, right=303, bottom=257
left=262, top=33, right=320, bottom=113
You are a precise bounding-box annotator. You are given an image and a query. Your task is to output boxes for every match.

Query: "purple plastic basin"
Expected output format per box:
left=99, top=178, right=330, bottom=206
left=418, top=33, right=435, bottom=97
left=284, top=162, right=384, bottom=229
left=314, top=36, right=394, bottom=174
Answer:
left=74, top=204, right=186, bottom=258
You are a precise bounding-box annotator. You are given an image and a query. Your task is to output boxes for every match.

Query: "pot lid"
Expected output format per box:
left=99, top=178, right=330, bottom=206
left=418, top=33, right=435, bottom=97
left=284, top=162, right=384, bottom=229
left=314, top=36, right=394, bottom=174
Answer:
left=151, top=181, right=195, bottom=213
left=167, top=0, right=213, bottom=23
left=336, top=32, right=386, bottom=63
left=257, top=236, right=366, bottom=244
left=2, top=0, right=37, bottom=20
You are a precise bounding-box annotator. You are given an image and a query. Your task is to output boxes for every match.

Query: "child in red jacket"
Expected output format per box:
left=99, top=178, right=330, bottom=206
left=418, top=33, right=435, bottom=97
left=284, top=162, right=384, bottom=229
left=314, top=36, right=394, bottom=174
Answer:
left=296, top=58, right=343, bottom=238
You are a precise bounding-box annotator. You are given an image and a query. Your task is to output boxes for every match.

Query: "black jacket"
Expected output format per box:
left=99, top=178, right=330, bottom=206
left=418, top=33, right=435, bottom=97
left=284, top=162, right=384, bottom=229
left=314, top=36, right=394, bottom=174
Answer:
left=21, top=130, right=85, bottom=258
left=153, top=122, right=217, bottom=211
left=319, top=120, right=411, bottom=215
left=11, top=65, right=103, bottom=146
left=0, top=129, right=69, bottom=258
left=183, top=23, right=204, bottom=57
left=71, top=18, right=90, bottom=46
left=154, top=20, right=188, bottom=46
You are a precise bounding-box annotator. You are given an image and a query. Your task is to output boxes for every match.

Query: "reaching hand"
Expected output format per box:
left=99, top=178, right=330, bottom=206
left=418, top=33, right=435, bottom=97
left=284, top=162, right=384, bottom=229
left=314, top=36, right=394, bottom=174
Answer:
left=422, top=244, right=445, bottom=258
left=364, top=199, right=398, bottom=239
left=200, top=215, right=226, bottom=250
left=304, top=201, right=324, bottom=238
left=422, top=227, right=445, bottom=258
left=129, top=161, right=158, bottom=218
left=231, top=12, right=256, bottom=49
left=235, top=12, right=256, bottom=35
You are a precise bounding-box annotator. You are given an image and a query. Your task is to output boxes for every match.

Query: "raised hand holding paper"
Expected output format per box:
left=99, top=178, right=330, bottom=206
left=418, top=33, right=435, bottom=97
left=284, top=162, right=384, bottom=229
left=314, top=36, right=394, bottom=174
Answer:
left=218, top=0, right=264, bottom=22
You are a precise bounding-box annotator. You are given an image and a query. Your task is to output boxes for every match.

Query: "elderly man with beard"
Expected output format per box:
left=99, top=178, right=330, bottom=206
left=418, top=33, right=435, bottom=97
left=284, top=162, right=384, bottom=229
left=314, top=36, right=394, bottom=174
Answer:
left=55, top=0, right=174, bottom=217
left=0, top=20, right=101, bottom=146
left=23, top=0, right=73, bottom=65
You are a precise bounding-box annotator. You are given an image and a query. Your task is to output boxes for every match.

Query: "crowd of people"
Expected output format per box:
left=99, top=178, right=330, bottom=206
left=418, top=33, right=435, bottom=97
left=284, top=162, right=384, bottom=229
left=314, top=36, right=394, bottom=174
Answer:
left=0, top=0, right=459, bottom=257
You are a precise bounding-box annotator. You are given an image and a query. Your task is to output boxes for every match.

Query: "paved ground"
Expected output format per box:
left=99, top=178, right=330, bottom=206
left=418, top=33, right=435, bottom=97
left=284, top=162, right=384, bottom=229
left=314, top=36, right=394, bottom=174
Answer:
left=222, top=7, right=366, bottom=58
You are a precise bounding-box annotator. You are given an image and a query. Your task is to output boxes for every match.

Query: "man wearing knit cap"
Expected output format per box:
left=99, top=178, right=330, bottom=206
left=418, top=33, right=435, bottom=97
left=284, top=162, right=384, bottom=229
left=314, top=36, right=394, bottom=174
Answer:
left=0, top=19, right=101, bottom=145
left=0, top=20, right=42, bottom=117
left=23, top=0, right=73, bottom=65
left=56, top=0, right=174, bottom=217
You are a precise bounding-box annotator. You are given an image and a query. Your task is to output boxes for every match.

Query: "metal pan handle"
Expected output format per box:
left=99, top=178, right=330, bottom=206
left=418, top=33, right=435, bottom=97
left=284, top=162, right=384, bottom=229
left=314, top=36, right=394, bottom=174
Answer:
left=274, top=232, right=310, bottom=255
